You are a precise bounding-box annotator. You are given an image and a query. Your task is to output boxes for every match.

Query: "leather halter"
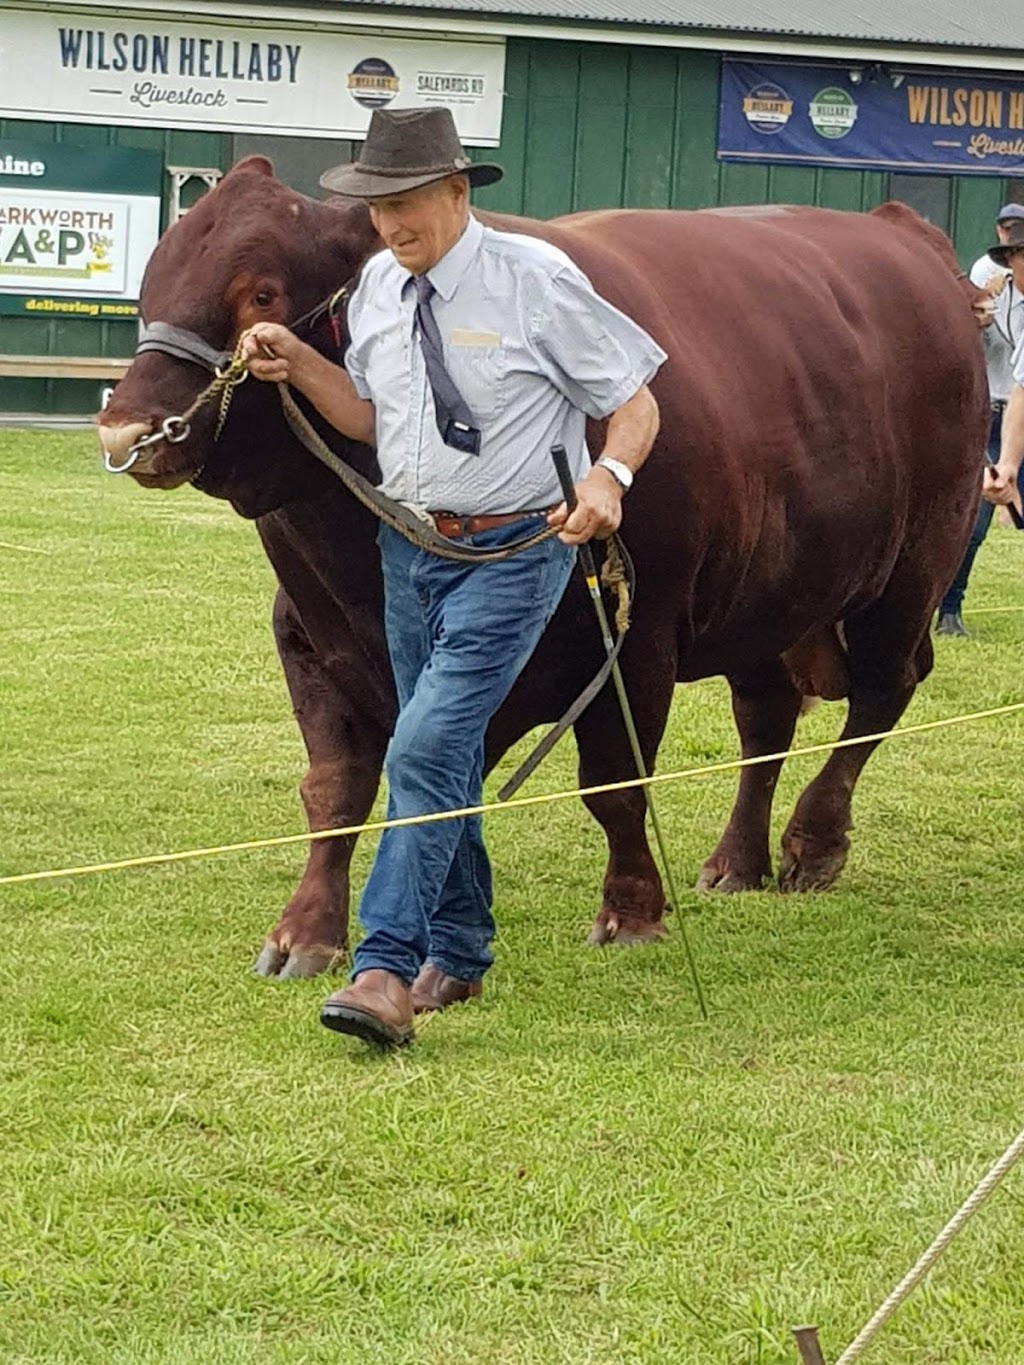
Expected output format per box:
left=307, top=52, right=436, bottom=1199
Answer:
left=135, top=321, right=233, bottom=374
left=103, top=321, right=243, bottom=473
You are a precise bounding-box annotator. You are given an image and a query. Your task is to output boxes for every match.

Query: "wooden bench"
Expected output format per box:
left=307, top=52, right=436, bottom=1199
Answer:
left=0, top=354, right=132, bottom=381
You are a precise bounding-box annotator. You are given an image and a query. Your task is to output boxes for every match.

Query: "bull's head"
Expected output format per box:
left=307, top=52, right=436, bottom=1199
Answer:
left=98, top=156, right=380, bottom=518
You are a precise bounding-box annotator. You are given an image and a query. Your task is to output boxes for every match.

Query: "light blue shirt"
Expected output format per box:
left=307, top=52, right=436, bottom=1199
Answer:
left=986, top=279, right=1024, bottom=401
left=344, top=214, right=667, bottom=515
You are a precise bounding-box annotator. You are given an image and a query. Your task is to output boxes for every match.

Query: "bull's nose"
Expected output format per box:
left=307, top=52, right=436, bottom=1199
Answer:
left=98, top=421, right=150, bottom=464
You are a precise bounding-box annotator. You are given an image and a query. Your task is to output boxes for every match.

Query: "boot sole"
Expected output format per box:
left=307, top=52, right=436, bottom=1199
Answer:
left=320, top=1002, right=414, bottom=1049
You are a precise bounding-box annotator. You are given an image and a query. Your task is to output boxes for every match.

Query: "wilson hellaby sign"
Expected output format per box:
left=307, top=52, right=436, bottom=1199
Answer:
left=0, top=8, right=505, bottom=143
left=719, top=56, right=1024, bottom=173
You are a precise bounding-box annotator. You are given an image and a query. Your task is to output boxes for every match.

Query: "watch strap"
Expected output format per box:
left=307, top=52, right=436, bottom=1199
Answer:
left=596, top=456, right=633, bottom=490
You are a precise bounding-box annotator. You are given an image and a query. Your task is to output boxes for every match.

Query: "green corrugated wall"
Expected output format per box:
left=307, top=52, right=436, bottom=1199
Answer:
left=0, top=37, right=1009, bottom=416
left=477, top=40, right=1007, bottom=259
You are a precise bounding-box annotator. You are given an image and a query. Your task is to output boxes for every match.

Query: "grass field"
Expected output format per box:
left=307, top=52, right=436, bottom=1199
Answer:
left=2, top=430, right=1024, bottom=1365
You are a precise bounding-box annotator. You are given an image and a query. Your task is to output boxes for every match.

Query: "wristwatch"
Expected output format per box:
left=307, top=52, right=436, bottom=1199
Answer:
left=595, top=456, right=634, bottom=491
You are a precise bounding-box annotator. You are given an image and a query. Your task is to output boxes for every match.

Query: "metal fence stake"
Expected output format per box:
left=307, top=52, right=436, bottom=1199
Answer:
left=793, top=1325, right=829, bottom=1365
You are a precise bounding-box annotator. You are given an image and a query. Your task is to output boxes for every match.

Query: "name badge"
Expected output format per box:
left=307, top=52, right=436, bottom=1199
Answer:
left=449, top=329, right=501, bottom=348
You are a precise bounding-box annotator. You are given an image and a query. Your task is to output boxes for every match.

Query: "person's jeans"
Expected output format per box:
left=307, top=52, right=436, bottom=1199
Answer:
left=939, top=406, right=1000, bottom=616
left=351, top=518, right=576, bottom=985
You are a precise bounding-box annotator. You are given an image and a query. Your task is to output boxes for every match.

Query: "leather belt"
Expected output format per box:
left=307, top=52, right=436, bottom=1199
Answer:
left=429, top=507, right=552, bottom=539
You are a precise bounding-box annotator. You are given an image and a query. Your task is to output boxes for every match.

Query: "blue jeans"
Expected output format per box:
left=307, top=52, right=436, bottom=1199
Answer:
left=939, top=407, right=1000, bottom=616
left=352, top=519, right=576, bottom=985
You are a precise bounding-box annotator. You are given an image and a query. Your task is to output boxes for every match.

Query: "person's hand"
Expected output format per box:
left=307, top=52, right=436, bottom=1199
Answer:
left=973, top=296, right=997, bottom=328
left=239, top=323, right=307, bottom=384
left=547, top=464, right=624, bottom=545
left=983, top=459, right=1021, bottom=507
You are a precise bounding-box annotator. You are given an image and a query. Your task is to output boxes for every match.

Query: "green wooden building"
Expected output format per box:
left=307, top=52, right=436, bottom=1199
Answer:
left=2, top=0, right=1024, bottom=418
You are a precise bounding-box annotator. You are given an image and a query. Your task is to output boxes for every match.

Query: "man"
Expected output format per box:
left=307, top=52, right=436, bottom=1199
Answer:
left=985, top=217, right=1024, bottom=525
left=240, top=108, right=666, bottom=1048
left=968, top=203, right=1024, bottom=289
left=937, top=205, right=1024, bottom=636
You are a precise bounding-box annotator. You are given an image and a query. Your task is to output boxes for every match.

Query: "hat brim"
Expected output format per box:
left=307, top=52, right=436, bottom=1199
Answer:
left=989, top=244, right=1014, bottom=267
left=319, top=162, right=503, bottom=198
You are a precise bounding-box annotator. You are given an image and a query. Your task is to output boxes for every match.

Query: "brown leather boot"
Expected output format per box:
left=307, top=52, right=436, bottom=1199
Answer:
left=320, top=969, right=415, bottom=1048
left=411, top=962, right=483, bottom=1015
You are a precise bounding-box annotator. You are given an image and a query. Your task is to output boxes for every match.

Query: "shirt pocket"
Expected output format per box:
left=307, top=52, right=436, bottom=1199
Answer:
left=443, top=335, right=508, bottom=425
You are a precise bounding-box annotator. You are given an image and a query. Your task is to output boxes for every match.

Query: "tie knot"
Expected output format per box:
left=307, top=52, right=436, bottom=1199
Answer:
left=414, top=274, right=435, bottom=304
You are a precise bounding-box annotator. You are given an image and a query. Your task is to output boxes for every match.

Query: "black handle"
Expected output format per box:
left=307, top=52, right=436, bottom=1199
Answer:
left=551, top=444, right=577, bottom=514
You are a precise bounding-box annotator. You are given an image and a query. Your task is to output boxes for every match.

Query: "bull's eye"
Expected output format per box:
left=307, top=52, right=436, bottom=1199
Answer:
left=254, top=289, right=274, bottom=308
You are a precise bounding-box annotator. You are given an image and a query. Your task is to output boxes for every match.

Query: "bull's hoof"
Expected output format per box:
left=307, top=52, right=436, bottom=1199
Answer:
left=588, top=912, right=668, bottom=947
left=253, top=938, right=347, bottom=979
left=695, top=856, right=770, bottom=894
left=778, top=834, right=848, bottom=893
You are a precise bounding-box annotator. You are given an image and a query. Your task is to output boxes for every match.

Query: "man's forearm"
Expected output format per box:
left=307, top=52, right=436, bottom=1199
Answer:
left=291, top=348, right=376, bottom=447
left=999, top=383, right=1024, bottom=479
left=599, top=384, right=660, bottom=473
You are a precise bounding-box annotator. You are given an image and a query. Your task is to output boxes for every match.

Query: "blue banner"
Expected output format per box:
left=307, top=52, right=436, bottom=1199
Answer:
left=718, top=57, right=1024, bottom=175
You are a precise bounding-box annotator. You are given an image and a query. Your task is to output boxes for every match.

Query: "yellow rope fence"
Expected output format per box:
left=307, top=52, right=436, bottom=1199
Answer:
left=2, top=699, right=1022, bottom=889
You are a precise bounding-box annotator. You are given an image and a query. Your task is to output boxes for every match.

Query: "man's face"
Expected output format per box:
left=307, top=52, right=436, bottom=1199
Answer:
left=1007, top=246, right=1024, bottom=286
left=367, top=176, right=469, bottom=275
left=997, top=221, right=1015, bottom=243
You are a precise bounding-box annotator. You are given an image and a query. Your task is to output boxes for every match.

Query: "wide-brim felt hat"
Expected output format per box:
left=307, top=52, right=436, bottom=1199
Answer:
left=320, top=107, right=503, bottom=198
left=989, top=218, right=1024, bottom=267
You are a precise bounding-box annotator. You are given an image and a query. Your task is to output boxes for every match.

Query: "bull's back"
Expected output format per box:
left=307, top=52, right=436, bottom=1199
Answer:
left=481, top=203, right=987, bottom=663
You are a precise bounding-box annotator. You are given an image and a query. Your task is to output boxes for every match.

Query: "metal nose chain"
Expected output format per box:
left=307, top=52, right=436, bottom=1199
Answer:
left=413, top=274, right=481, bottom=455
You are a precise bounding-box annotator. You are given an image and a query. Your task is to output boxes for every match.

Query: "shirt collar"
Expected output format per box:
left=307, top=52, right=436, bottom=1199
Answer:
left=403, top=214, right=483, bottom=303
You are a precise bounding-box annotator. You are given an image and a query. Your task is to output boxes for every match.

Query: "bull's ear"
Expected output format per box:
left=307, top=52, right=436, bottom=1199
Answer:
left=229, top=155, right=274, bottom=179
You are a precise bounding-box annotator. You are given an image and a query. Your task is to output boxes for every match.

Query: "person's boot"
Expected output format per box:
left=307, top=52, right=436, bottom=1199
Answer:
left=935, top=611, right=969, bottom=637
left=411, top=962, right=483, bottom=1014
left=320, top=969, right=414, bottom=1048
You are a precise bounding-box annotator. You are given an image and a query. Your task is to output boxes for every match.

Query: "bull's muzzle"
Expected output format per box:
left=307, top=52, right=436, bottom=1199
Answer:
left=103, top=412, right=193, bottom=472
left=100, top=415, right=191, bottom=474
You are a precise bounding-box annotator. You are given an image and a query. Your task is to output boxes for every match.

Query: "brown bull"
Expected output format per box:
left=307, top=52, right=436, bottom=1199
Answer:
left=98, top=158, right=987, bottom=979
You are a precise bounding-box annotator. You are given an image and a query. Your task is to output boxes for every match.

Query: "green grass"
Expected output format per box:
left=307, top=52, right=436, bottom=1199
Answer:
left=1, top=429, right=1023, bottom=1365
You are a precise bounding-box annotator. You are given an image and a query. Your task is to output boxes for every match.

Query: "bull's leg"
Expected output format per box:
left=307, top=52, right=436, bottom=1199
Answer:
left=778, top=595, right=934, bottom=892
left=573, top=650, right=676, bottom=947
left=253, top=589, right=389, bottom=979
left=696, top=659, right=803, bottom=893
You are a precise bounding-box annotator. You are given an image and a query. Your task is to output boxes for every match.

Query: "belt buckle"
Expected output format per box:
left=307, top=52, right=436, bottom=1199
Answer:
left=433, top=510, right=468, bottom=537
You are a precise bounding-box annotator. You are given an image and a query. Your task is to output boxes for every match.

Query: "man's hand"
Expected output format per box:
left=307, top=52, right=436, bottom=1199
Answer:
left=986, top=383, right=1024, bottom=516
left=239, top=323, right=312, bottom=385
left=973, top=297, right=997, bottom=328
left=547, top=464, right=623, bottom=545
left=546, top=384, right=659, bottom=544
left=983, top=459, right=1022, bottom=509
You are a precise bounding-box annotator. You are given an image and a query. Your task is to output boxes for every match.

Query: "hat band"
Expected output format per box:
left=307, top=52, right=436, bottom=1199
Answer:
left=353, top=156, right=473, bottom=178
